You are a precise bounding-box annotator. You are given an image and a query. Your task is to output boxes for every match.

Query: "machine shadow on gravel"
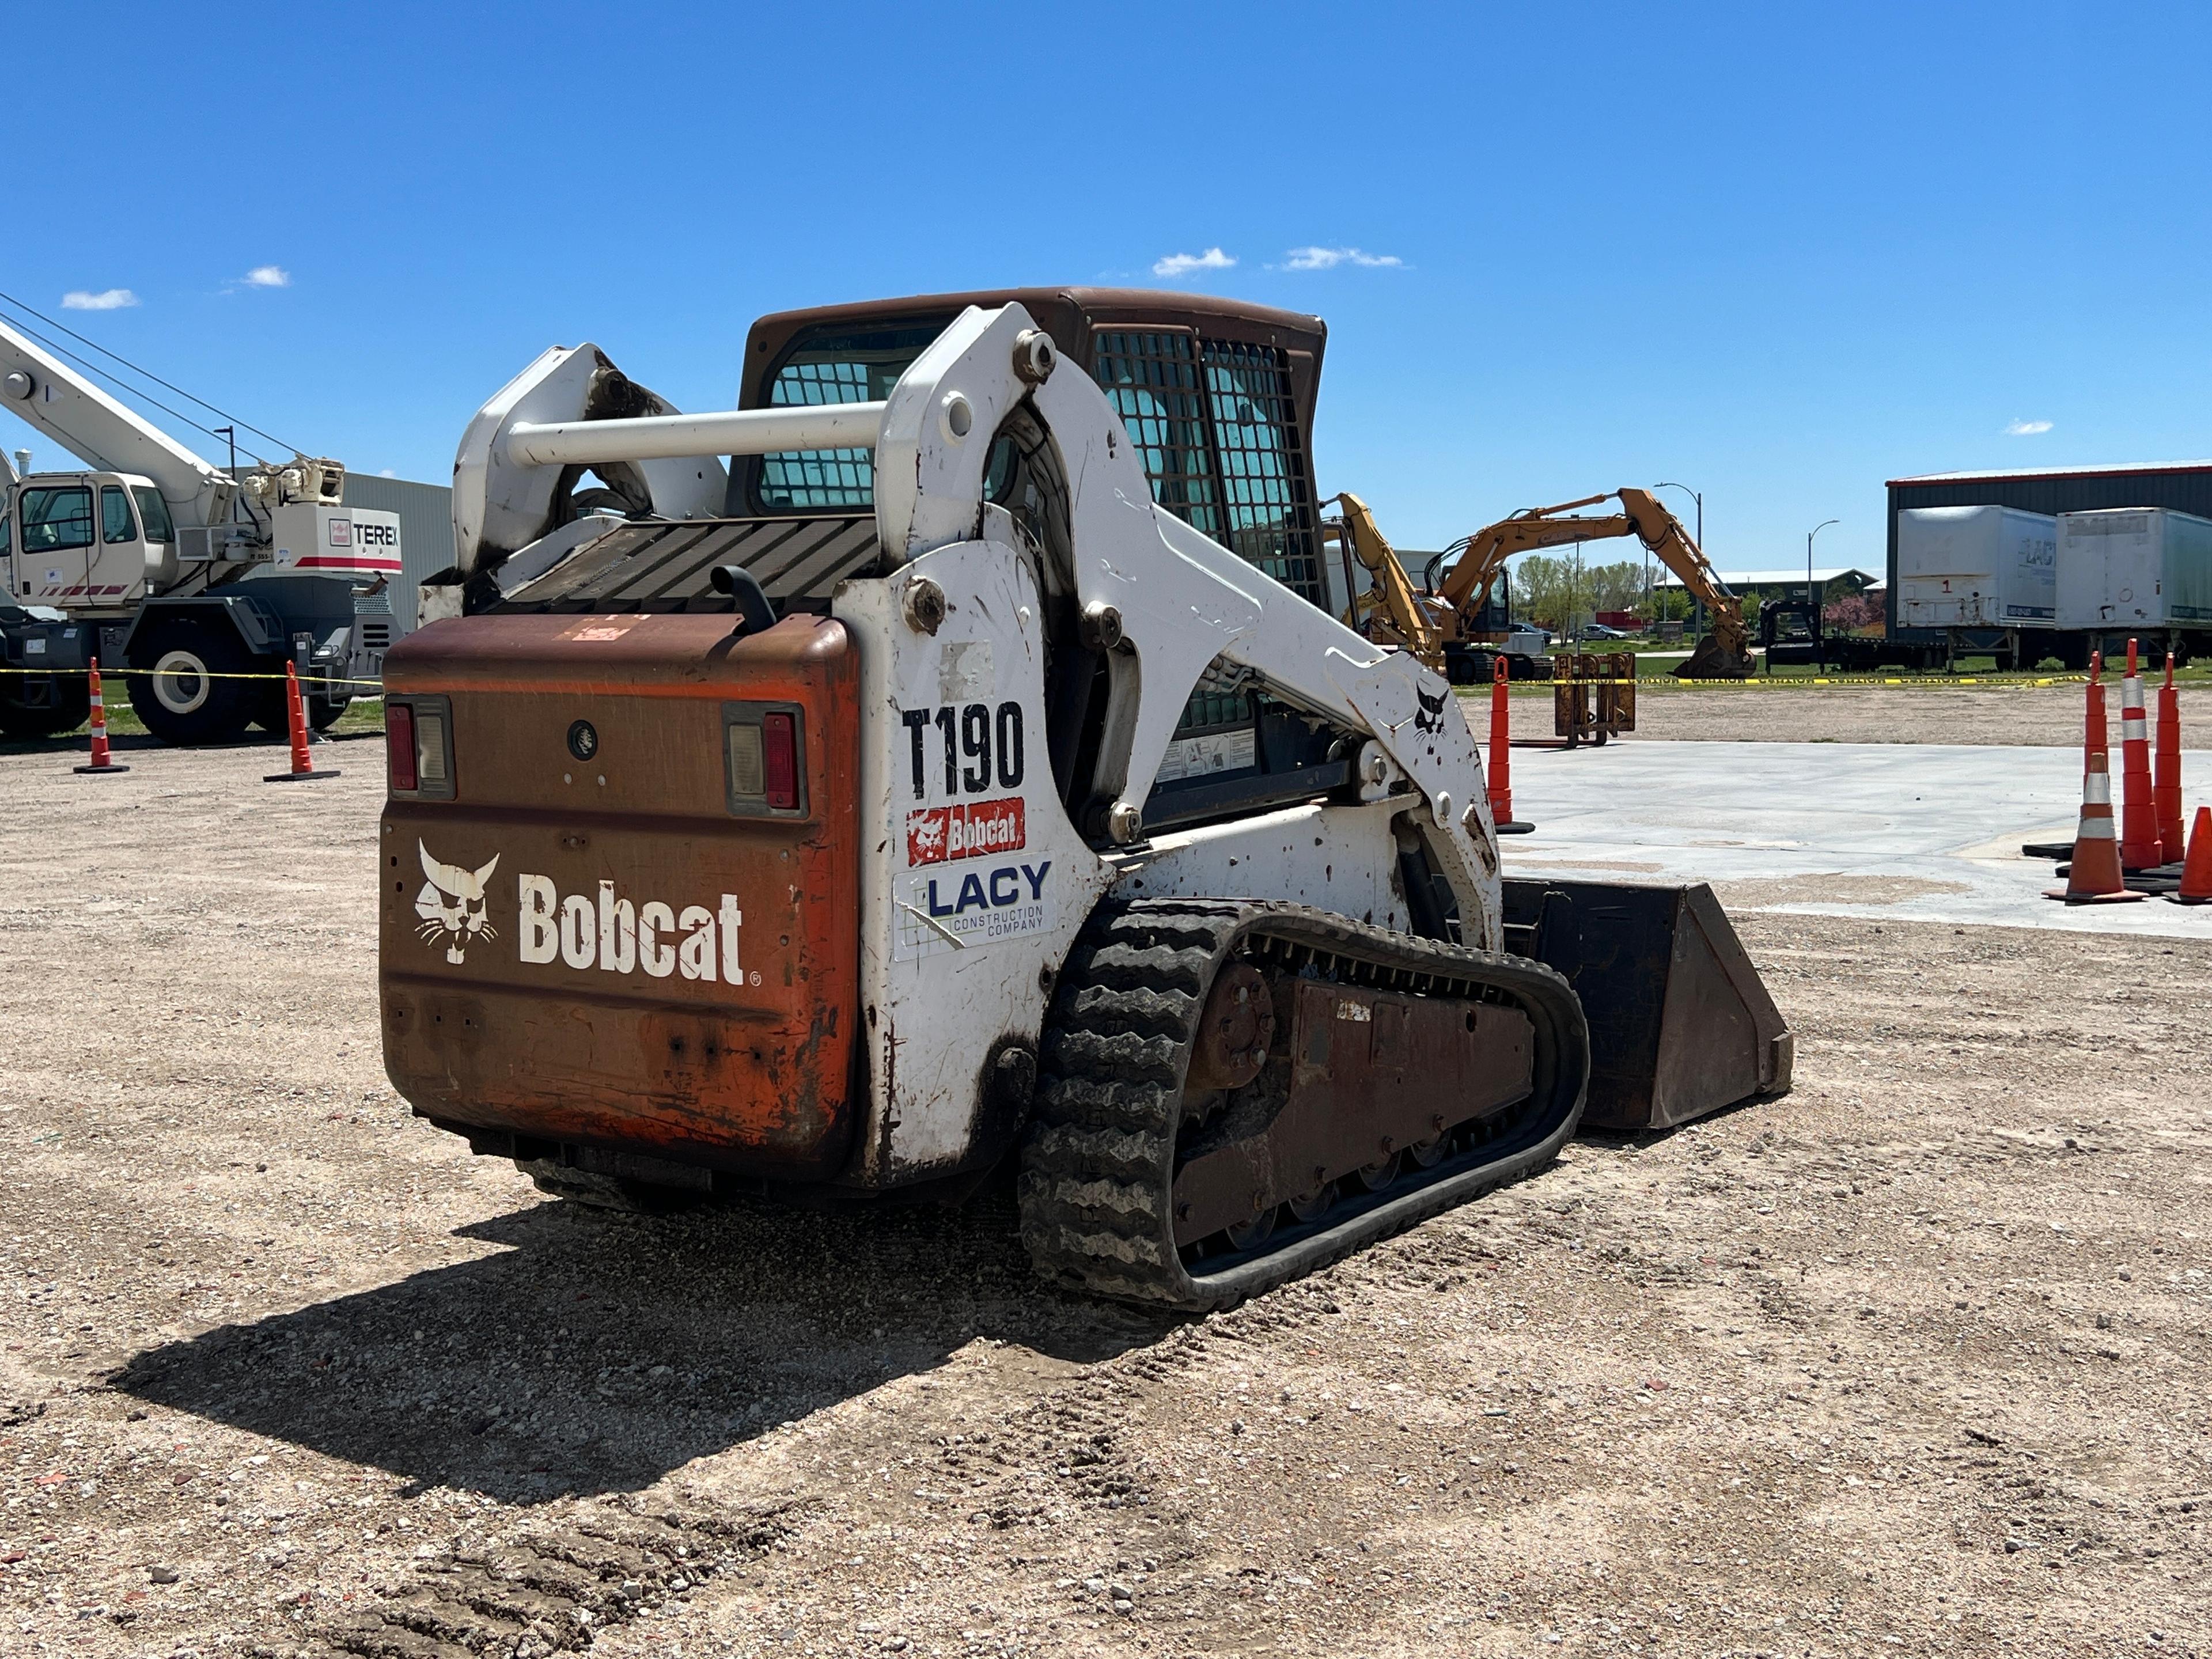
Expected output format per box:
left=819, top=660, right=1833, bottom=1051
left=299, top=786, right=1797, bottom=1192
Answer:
left=111, top=1192, right=1166, bottom=1504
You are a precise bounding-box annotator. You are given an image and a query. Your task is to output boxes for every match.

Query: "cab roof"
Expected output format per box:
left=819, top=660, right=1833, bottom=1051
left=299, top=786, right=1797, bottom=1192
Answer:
left=739, top=287, right=1327, bottom=427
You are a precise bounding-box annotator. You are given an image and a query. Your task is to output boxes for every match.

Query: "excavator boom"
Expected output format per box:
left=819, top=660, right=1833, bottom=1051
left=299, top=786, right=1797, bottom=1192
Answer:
left=1337, top=486, right=1755, bottom=681
left=1613, top=487, right=1755, bottom=678
left=1323, top=491, right=1445, bottom=658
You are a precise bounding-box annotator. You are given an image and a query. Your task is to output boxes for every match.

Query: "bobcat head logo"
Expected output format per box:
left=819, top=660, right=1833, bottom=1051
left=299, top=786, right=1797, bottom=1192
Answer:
left=1413, top=684, right=1448, bottom=734
left=414, top=842, right=499, bottom=964
left=907, top=808, right=948, bottom=865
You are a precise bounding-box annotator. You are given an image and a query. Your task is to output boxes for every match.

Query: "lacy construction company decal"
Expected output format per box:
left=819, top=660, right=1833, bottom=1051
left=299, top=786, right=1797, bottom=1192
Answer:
left=893, top=858, right=1052, bottom=961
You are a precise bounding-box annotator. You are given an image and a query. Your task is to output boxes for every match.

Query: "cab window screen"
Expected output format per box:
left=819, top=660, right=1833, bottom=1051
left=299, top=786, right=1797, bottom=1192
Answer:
left=1199, top=339, right=1322, bottom=605
left=20, top=486, right=92, bottom=552
left=101, top=486, right=137, bottom=544
left=1089, top=332, right=1221, bottom=537
left=753, top=319, right=950, bottom=513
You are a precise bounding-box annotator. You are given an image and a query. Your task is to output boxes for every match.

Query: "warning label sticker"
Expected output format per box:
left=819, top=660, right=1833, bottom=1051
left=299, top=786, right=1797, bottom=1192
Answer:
left=1155, top=727, right=1256, bottom=783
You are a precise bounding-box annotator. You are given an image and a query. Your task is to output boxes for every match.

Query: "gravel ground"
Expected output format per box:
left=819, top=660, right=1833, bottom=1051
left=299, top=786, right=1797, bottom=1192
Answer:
left=1, top=737, right=2207, bottom=1659
left=1472, top=683, right=2212, bottom=747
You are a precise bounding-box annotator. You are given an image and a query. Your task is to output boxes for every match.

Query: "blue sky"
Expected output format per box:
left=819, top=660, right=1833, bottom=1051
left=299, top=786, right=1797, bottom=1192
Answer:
left=7, top=0, right=2207, bottom=575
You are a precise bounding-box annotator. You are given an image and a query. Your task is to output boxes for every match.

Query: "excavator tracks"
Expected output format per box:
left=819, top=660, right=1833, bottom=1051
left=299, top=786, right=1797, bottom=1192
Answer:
left=1017, top=900, right=1590, bottom=1312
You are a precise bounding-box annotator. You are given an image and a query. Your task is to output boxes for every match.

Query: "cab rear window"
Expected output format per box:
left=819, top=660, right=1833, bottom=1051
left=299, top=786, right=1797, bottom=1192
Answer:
left=132, top=486, right=174, bottom=542
left=751, top=318, right=951, bottom=514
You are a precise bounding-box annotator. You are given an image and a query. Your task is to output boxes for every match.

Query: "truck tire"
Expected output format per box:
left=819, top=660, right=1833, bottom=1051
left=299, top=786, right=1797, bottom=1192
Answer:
left=0, top=677, right=91, bottom=739
left=126, top=623, right=259, bottom=747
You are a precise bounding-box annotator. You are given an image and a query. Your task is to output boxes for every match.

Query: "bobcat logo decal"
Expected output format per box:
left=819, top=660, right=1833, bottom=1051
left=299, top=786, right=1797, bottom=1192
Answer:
left=1413, top=684, right=1448, bottom=734
left=414, top=843, right=500, bottom=964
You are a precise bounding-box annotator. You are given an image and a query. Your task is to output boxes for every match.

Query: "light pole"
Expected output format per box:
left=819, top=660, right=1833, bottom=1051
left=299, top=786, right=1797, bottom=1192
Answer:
left=1807, top=518, right=1839, bottom=616
left=1654, top=482, right=1702, bottom=629
left=1806, top=518, right=1839, bottom=669
left=1653, top=482, right=1702, bottom=548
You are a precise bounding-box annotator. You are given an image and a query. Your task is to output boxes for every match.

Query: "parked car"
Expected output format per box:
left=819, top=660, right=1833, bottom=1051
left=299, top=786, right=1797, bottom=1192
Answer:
left=1579, top=622, right=1630, bottom=641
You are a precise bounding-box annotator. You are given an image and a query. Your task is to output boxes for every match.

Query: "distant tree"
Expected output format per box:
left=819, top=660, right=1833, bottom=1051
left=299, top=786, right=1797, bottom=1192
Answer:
left=1505, top=554, right=1575, bottom=628
left=1824, top=592, right=1883, bottom=633
left=1498, top=553, right=1649, bottom=628
left=1587, top=559, right=1646, bottom=614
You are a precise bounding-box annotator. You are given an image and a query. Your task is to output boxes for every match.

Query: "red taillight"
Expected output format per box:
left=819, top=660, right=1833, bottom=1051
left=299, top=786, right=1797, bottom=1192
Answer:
left=388, top=702, right=418, bottom=791
left=762, top=711, right=798, bottom=809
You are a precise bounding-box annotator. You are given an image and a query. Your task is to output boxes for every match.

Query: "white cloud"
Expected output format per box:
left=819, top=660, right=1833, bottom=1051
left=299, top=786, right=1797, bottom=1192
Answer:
left=1281, top=247, right=1403, bottom=271
left=378, top=468, right=398, bottom=478
left=1152, top=247, right=1236, bottom=278
left=62, top=288, right=139, bottom=310
left=2003, top=418, right=2053, bottom=435
left=241, top=265, right=291, bottom=289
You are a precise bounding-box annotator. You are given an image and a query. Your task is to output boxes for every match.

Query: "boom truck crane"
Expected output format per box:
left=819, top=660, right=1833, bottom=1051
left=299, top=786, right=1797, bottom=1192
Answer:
left=0, top=315, right=400, bottom=742
left=380, top=288, right=1791, bottom=1310
left=1325, top=487, right=1756, bottom=681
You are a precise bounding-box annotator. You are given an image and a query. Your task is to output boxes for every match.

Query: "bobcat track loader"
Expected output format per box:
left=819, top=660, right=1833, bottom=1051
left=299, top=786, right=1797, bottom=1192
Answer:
left=380, top=290, right=1792, bottom=1311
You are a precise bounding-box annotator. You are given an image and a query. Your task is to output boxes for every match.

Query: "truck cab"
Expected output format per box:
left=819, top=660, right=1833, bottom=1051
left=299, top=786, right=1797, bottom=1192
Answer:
left=3, top=469, right=173, bottom=610
left=0, top=463, right=399, bottom=741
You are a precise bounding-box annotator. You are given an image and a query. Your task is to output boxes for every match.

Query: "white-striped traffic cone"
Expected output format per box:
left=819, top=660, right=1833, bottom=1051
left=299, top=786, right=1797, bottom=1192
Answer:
left=72, top=657, right=130, bottom=776
left=2048, top=750, right=2143, bottom=903
left=2118, top=639, right=2161, bottom=871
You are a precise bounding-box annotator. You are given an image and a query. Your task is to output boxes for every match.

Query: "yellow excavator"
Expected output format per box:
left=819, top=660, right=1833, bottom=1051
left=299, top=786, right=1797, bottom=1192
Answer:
left=1323, top=487, right=1756, bottom=681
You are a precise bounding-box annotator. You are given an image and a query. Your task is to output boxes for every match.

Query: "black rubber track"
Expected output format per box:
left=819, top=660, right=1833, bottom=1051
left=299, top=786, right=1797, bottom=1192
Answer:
left=1017, top=900, right=1590, bottom=1312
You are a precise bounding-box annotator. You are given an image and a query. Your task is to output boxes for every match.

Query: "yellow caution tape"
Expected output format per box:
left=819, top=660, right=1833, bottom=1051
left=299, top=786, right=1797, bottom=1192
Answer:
left=0, top=665, right=387, bottom=690
left=1467, top=673, right=2102, bottom=691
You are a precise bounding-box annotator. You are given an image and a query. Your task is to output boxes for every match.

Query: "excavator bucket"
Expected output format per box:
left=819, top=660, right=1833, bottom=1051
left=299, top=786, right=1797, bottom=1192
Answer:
left=1501, top=877, right=1793, bottom=1129
left=1674, top=632, right=1756, bottom=679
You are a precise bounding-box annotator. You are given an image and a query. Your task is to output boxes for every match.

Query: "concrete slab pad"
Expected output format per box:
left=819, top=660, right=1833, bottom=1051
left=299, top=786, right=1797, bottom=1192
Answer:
left=1502, top=740, right=2212, bottom=938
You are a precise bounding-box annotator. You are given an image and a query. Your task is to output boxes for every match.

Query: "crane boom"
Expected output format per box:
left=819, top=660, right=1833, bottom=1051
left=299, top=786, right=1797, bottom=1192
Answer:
left=0, top=316, right=233, bottom=531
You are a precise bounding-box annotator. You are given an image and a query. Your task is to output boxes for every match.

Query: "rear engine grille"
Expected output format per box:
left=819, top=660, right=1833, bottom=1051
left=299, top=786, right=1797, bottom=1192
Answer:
left=496, top=516, right=880, bottom=613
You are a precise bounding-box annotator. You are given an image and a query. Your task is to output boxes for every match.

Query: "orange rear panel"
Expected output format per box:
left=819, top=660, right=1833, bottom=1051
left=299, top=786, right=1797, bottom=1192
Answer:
left=377, top=611, right=861, bottom=1179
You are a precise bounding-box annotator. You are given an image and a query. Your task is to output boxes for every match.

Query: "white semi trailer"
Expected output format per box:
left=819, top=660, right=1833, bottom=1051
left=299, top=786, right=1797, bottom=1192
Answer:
left=0, top=317, right=400, bottom=742
left=2058, top=507, right=2212, bottom=645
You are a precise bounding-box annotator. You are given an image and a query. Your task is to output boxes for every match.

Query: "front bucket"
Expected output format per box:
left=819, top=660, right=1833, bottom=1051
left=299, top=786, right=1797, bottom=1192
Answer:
left=1673, top=634, right=1753, bottom=679
left=1501, top=878, right=1793, bottom=1130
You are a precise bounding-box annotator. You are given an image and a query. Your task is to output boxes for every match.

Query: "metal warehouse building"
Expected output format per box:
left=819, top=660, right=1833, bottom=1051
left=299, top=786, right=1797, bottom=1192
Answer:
left=1885, top=459, right=2212, bottom=639
left=338, top=472, right=454, bottom=632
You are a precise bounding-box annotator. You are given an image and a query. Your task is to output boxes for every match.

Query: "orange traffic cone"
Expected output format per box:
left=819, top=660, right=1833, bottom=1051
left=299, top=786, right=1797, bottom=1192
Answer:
left=1488, top=653, right=1532, bottom=834
left=72, top=657, right=130, bottom=775
left=2086, top=649, right=2107, bottom=770
left=2155, top=652, right=2185, bottom=865
left=263, top=663, right=340, bottom=783
left=2048, top=751, right=2143, bottom=903
left=2118, top=639, right=2161, bottom=871
left=2171, top=807, right=2212, bottom=905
